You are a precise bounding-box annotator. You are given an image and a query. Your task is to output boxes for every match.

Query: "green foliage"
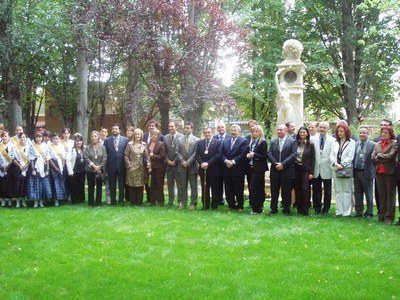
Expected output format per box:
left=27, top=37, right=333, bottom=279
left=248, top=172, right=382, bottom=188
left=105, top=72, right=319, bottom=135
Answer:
left=288, top=0, right=400, bottom=124
left=1, top=205, right=399, bottom=299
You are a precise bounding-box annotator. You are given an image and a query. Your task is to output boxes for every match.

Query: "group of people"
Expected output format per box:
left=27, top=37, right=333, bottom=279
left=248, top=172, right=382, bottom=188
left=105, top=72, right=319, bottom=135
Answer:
left=0, top=119, right=399, bottom=225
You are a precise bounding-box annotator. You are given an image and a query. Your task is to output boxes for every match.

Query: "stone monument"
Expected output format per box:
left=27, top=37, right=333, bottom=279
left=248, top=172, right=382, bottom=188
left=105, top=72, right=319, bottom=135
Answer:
left=275, top=39, right=306, bottom=128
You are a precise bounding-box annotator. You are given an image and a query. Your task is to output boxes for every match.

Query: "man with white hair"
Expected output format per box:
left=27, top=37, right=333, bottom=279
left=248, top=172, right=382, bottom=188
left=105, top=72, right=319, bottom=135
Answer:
left=220, top=124, right=247, bottom=211
left=213, top=121, right=231, bottom=206
left=267, top=124, right=297, bottom=215
left=311, top=121, right=335, bottom=215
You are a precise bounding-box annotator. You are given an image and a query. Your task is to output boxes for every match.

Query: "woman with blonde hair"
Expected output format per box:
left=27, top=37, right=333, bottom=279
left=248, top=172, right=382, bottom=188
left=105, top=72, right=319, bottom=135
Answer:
left=124, top=128, right=150, bottom=205
left=85, top=131, right=107, bottom=206
left=246, top=125, right=268, bottom=214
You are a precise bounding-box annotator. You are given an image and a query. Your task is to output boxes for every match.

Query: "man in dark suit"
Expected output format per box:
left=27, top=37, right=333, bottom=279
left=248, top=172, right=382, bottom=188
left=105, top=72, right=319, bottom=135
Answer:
left=164, top=121, right=183, bottom=206
left=221, top=124, right=248, bottom=211
left=353, top=126, right=376, bottom=218
left=213, top=121, right=231, bottom=205
left=143, top=119, right=164, bottom=144
left=103, top=123, right=128, bottom=205
left=267, top=124, right=297, bottom=215
left=196, top=127, right=221, bottom=209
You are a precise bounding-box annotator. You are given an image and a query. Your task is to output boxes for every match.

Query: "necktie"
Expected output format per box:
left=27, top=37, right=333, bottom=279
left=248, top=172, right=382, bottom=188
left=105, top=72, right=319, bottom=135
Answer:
left=219, top=135, right=223, bottom=142
left=185, top=136, right=190, bottom=152
left=231, top=138, right=236, bottom=150
left=114, top=137, right=118, bottom=151
left=279, top=139, right=284, bottom=151
left=320, top=136, right=325, bottom=150
left=206, top=139, right=209, bottom=148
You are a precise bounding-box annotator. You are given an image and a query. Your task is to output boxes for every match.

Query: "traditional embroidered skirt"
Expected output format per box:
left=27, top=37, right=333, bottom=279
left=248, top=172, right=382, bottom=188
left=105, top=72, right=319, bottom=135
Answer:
left=28, top=175, right=52, bottom=201
left=50, top=159, right=67, bottom=201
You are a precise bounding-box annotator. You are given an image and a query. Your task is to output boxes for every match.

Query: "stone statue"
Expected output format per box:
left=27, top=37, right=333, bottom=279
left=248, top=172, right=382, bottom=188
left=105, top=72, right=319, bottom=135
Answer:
left=275, top=39, right=306, bottom=129
left=275, top=69, right=295, bottom=127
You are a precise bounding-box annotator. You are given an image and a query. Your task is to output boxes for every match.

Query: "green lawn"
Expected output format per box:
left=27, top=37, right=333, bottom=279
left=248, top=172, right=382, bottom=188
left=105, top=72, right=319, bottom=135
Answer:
left=1, top=204, right=399, bottom=299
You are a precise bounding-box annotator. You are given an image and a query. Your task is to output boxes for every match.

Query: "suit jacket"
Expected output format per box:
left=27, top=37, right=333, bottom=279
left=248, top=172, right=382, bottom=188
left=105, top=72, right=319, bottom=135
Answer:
left=176, top=134, right=199, bottom=174
left=296, top=141, right=315, bottom=175
left=396, top=135, right=400, bottom=178
left=311, top=134, right=335, bottom=179
left=196, top=138, right=221, bottom=176
left=267, top=136, right=297, bottom=179
left=103, top=135, right=128, bottom=173
left=164, top=132, right=183, bottom=170
left=143, top=132, right=164, bottom=144
left=330, top=139, right=356, bottom=170
left=147, top=141, right=166, bottom=170
left=371, top=139, right=398, bottom=175
left=220, top=136, right=248, bottom=176
left=248, top=139, right=269, bottom=173
left=353, top=139, right=376, bottom=180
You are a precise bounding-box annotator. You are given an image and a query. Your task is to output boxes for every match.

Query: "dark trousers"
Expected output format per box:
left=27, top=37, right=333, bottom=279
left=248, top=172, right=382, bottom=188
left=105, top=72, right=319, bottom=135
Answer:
left=108, top=170, right=125, bottom=204
left=70, top=171, right=85, bottom=204
left=270, top=174, right=293, bottom=214
left=224, top=175, right=245, bottom=209
left=166, top=167, right=179, bottom=205
left=149, top=168, right=165, bottom=206
left=374, top=180, right=380, bottom=214
left=294, top=165, right=311, bottom=215
left=216, top=166, right=225, bottom=204
left=396, top=178, right=400, bottom=219
left=200, top=172, right=220, bottom=209
left=249, top=169, right=265, bottom=213
left=353, top=170, right=374, bottom=217
left=87, top=172, right=103, bottom=206
left=376, top=173, right=396, bottom=223
left=127, top=186, right=144, bottom=205
left=312, top=176, right=332, bottom=214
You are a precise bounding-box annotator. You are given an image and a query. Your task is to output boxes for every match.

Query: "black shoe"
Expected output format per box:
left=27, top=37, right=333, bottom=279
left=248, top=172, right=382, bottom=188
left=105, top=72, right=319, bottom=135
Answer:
left=283, top=212, right=290, bottom=216
left=321, top=212, right=328, bottom=216
left=352, top=214, right=363, bottom=218
left=364, top=215, right=373, bottom=219
left=267, top=210, right=278, bottom=216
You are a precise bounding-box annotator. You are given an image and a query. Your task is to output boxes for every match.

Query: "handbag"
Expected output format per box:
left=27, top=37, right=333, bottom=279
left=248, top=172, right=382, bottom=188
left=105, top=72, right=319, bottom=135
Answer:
left=95, top=167, right=108, bottom=182
left=336, top=167, right=353, bottom=178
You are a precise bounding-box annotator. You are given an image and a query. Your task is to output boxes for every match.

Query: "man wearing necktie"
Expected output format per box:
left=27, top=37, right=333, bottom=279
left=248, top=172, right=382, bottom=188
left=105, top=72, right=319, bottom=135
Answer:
left=164, top=121, right=183, bottom=206
left=176, top=122, right=199, bottom=209
left=310, top=121, right=336, bottom=215
left=103, top=123, right=128, bottom=205
left=220, top=124, right=247, bottom=211
left=213, top=121, right=231, bottom=206
left=353, top=126, right=376, bottom=218
left=196, top=127, right=221, bottom=209
left=267, top=124, right=297, bottom=215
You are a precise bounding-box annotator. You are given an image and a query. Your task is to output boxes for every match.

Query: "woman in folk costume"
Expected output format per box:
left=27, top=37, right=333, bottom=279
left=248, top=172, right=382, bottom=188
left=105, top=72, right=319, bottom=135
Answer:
left=48, top=132, right=67, bottom=206
left=9, top=132, right=30, bottom=208
left=27, top=132, right=52, bottom=208
left=0, top=131, right=15, bottom=207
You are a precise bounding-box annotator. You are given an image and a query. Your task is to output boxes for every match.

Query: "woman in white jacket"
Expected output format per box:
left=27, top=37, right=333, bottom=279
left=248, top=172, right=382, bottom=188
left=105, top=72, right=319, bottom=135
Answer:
left=330, top=124, right=355, bottom=216
left=66, top=134, right=86, bottom=204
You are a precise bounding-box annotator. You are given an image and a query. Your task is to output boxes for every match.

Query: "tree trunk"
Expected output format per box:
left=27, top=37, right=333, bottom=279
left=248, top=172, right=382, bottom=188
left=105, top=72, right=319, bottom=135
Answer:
left=127, top=55, right=140, bottom=127
left=76, top=48, right=89, bottom=142
left=0, top=0, right=22, bottom=131
left=340, top=0, right=358, bottom=124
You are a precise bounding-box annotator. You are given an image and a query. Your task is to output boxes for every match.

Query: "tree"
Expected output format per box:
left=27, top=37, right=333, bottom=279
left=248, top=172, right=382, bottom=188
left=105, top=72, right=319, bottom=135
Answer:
left=289, top=0, right=400, bottom=124
left=0, top=0, right=22, bottom=131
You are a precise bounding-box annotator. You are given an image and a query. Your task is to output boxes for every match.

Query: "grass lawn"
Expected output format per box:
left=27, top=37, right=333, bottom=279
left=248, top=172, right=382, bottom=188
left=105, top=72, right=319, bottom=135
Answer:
left=0, top=203, right=399, bottom=299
